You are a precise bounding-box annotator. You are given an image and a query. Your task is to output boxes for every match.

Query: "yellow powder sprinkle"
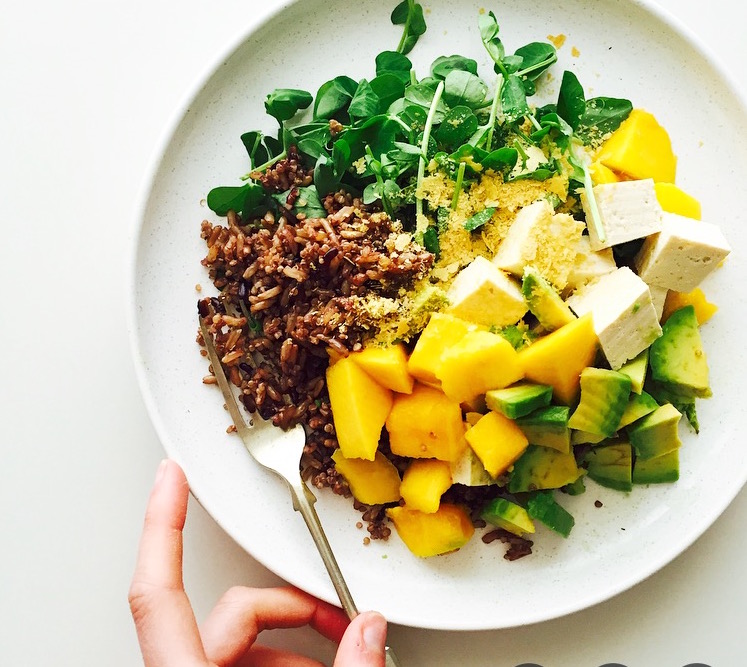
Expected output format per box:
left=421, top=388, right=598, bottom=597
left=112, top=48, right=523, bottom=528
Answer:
left=547, top=33, right=567, bottom=49
left=571, top=46, right=581, bottom=57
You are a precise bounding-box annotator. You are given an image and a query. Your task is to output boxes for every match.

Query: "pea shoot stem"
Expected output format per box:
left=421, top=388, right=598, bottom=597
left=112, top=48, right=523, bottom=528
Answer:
left=241, top=150, right=287, bottom=181
left=415, top=80, right=445, bottom=229
left=451, top=161, right=466, bottom=210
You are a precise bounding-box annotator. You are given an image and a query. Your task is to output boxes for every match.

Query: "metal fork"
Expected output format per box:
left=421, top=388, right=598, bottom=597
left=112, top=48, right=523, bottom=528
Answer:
left=199, top=318, right=401, bottom=667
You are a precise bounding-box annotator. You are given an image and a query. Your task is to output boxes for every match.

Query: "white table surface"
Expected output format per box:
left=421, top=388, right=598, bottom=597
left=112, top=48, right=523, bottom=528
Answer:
left=1, top=1, right=745, bottom=665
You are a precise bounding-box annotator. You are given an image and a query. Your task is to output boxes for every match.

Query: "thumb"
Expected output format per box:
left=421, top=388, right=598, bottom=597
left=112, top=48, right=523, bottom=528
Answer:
left=333, top=611, right=387, bottom=667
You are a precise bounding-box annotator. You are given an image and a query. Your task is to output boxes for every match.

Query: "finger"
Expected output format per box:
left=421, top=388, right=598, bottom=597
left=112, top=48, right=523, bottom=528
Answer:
left=234, top=644, right=326, bottom=667
left=201, top=586, right=349, bottom=666
left=129, top=459, right=206, bottom=667
left=332, top=611, right=387, bottom=667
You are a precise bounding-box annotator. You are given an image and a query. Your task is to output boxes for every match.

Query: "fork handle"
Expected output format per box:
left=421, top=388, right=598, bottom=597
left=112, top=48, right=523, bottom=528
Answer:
left=289, top=478, right=402, bottom=667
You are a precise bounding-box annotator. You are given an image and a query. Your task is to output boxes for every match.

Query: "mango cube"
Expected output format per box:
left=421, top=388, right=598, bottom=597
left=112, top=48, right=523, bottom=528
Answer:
left=326, top=356, right=393, bottom=460
left=590, top=161, right=621, bottom=185
left=654, top=182, right=701, bottom=220
left=517, top=313, right=598, bottom=404
left=387, top=504, right=475, bottom=557
left=436, top=330, right=524, bottom=404
left=386, top=384, right=466, bottom=462
left=662, top=288, right=718, bottom=325
left=596, top=109, right=677, bottom=183
left=331, top=450, right=401, bottom=505
left=350, top=343, right=414, bottom=394
left=464, top=411, right=529, bottom=479
left=407, top=313, right=479, bottom=385
left=400, top=459, right=452, bottom=513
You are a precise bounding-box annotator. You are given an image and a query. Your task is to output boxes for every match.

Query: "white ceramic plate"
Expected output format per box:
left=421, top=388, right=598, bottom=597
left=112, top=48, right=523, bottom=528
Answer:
left=129, top=0, right=747, bottom=630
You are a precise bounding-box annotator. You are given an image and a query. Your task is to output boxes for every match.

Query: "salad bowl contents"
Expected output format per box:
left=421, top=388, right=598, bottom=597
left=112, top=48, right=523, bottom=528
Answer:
left=197, top=2, right=731, bottom=561
left=131, top=0, right=747, bottom=628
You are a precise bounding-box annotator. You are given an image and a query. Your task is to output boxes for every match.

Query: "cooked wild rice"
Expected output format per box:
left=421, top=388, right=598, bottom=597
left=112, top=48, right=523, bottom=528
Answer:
left=198, top=149, right=433, bottom=539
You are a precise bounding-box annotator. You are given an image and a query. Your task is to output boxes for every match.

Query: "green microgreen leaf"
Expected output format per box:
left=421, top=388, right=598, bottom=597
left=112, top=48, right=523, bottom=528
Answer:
left=557, top=70, right=586, bottom=130
left=435, top=105, right=479, bottom=152
left=348, top=79, right=380, bottom=121
left=463, top=206, right=496, bottom=232
left=442, top=69, right=489, bottom=110
left=264, top=88, right=313, bottom=123
left=391, top=0, right=427, bottom=55
left=313, top=75, right=358, bottom=119
left=431, top=54, right=479, bottom=80
left=375, top=50, right=413, bottom=84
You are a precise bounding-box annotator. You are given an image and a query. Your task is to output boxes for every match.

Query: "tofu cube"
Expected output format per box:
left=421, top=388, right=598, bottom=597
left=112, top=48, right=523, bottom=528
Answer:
left=648, top=284, right=668, bottom=321
left=566, top=267, right=662, bottom=369
left=565, top=235, right=618, bottom=290
left=493, top=199, right=584, bottom=288
left=634, top=212, right=731, bottom=292
left=581, top=179, right=663, bottom=250
left=446, top=256, right=527, bottom=328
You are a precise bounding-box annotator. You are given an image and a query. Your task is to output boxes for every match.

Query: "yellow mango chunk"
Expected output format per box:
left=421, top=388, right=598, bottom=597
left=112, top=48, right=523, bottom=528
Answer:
left=464, top=411, right=529, bottom=478
left=517, top=313, right=598, bottom=405
left=662, top=288, right=718, bottom=325
left=597, top=109, right=677, bottom=183
left=331, top=450, right=401, bottom=505
left=589, top=161, right=621, bottom=185
left=386, top=384, right=466, bottom=462
left=654, top=182, right=702, bottom=219
left=407, top=313, right=480, bottom=385
left=436, top=330, right=524, bottom=404
left=387, top=504, right=475, bottom=557
left=326, top=356, right=393, bottom=460
left=350, top=343, right=415, bottom=394
left=400, top=459, right=453, bottom=513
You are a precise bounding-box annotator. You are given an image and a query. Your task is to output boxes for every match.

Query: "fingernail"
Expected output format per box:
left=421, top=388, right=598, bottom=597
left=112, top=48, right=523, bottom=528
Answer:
left=154, top=459, right=169, bottom=485
left=361, top=612, right=387, bottom=654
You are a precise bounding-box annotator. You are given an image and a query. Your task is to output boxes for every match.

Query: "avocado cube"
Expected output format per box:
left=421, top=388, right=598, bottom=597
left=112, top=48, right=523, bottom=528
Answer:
left=568, top=367, right=632, bottom=437
left=485, top=382, right=553, bottom=420
left=521, top=266, right=576, bottom=331
left=628, top=403, right=682, bottom=460
left=481, top=497, right=535, bottom=536
left=617, top=390, right=659, bottom=429
left=515, top=405, right=571, bottom=453
left=508, top=444, right=582, bottom=493
left=649, top=305, right=711, bottom=399
left=618, top=348, right=649, bottom=394
left=584, top=441, right=633, bottom=492
left=526, top=490, right=575, bottom=537
left=633, top=449, right=680, bottom=484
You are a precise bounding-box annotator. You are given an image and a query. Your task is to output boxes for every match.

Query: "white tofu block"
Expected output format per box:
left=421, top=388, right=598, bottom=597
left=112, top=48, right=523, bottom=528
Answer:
left=565, top=235, right=618, bottom=290
left=648, top=284, right=668, bottom=321
left=566, top=267, right=662, bottom=369
left=581, top=179, right=663, bottom=250
left=446, top=255, right=527, bottom=328
left=493, top=199, right=584, bottom=288
left=493, top=199, right=553, bottom=275
left=634, top=212, right=731, bottom=292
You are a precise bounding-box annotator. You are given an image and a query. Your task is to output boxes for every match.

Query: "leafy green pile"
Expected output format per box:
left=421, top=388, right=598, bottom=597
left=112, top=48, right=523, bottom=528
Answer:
left=207, top=2, right=633, bottom=252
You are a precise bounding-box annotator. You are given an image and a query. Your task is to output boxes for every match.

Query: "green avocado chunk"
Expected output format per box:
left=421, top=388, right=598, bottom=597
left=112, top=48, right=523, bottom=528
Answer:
left=628, top=403, right=682, bottom=460
left=486, top=382, right=553, bottom=419
left=633, top=448, right=680, bottom=484
left=618, top=348, right=649, bottom=394
left=617, top=390, right=659, bottom=430
left=526, top=490, right=575, bottom=537
left=481, top=497, right=535, bottom=536
left=568, top=367, right=632, bottom=437
left=508, top=444, right=582, bottom=493
left=649, top=305, right=711, bottom=399
left=521, top=266, right=576, bottom=331
left=584, top=441, right=633, bottom=492
left=515, top=405, right=571, bottom=453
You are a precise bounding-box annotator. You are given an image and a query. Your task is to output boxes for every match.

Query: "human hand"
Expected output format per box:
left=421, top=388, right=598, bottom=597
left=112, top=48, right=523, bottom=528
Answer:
left=129, top=459, right=388, bottom=666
